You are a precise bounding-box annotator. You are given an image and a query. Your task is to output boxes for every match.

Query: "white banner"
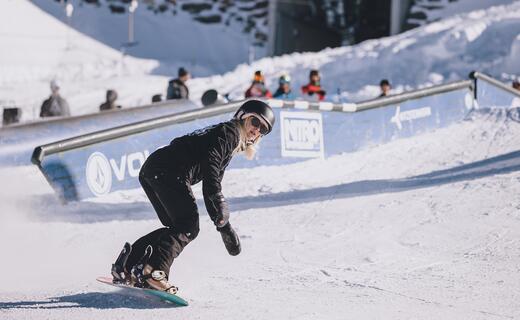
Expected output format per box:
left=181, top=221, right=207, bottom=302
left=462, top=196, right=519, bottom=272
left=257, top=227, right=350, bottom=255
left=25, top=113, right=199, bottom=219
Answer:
left=280, top=111, right=324, bottom=158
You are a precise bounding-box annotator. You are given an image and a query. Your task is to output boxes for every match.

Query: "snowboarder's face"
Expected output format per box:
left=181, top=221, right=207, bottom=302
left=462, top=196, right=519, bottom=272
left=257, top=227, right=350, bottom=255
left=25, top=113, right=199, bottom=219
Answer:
left=245, top=116, right=268, bottom=141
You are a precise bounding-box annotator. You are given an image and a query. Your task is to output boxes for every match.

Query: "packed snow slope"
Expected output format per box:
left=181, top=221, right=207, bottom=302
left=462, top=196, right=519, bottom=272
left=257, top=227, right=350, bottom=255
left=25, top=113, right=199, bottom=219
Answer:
left=1, top=108, right=520, bottom=319
left=1, top=1, right=519, bottom=122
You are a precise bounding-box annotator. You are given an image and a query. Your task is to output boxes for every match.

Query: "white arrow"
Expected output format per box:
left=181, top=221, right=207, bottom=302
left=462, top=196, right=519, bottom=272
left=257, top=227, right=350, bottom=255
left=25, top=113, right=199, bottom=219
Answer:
left=390, top=106, right=402, bottom=130
left=390, top=105, right=432, bottom=130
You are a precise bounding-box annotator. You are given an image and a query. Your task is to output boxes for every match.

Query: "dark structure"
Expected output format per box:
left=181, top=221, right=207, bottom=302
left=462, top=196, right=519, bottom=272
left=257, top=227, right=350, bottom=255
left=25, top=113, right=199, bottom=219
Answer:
left=268, top=0, right=412, bottom=56
left=3, top=107, right=21, bottom=126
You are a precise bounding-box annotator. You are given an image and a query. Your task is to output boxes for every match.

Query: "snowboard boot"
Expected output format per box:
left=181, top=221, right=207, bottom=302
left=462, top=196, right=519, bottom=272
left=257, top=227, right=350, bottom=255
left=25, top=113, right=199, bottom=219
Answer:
left=111, top=242, right=133, bottom=285
left=131, top=245, right=178, bottom=294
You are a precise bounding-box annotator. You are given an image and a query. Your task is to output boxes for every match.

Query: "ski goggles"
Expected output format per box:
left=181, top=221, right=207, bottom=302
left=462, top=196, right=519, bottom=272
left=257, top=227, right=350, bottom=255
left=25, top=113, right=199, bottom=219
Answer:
left=250, top=116, right=269, bottom=135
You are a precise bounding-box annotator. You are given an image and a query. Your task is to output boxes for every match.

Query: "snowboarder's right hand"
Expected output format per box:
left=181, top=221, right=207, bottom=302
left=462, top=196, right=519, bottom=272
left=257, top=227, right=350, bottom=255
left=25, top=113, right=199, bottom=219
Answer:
left=217, top=223, right=241, bottom=256
left=205, top=192, right=230, bottom=228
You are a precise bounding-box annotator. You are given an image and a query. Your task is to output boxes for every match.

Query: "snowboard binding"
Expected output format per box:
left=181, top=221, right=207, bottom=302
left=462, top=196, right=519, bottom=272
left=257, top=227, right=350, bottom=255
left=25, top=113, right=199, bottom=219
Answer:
left=111, top=242, right=132, bottom=285
left=131, top=245, right=178, bottom=294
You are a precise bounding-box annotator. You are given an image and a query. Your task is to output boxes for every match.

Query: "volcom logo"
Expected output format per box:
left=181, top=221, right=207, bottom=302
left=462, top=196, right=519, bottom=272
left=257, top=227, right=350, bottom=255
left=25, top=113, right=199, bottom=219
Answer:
left=86, top=150, right=151, bottom=197
left=86, top=152, right=112, bottom=196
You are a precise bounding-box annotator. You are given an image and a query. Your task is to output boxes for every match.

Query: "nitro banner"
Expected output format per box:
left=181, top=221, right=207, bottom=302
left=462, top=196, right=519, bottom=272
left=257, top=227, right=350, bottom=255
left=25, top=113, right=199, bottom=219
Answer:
left=280, top=111, right=324, bottom=158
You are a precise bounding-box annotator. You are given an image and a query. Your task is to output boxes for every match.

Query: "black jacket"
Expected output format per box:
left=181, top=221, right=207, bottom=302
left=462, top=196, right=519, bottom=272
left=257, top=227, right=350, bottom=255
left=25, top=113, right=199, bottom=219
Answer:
left=40, top=95, right=71, bottom=117
left=166, top=78, right=189, bottom=100
left=145, top=119, right=241, bottom=225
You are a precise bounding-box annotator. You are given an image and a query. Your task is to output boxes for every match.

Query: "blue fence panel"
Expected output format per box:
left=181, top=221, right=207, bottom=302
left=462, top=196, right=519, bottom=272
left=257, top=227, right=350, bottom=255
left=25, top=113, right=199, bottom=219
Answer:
left=320, top=88, right=471, bottom=157
left=477, top=80, right=520, bottom=109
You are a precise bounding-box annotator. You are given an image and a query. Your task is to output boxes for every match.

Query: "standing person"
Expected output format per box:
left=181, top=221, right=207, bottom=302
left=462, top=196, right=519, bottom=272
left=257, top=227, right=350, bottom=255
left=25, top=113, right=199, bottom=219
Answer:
left=301, top=69, right=326, bottom=101
left=273, top=74, right=295, bottom=100
left=40, top=80, right=71, bottom=118
left=167, top=67, right=190, bottom=100
left=110, top=100, right=276, bottom=294
left=245, top=70, right=272, bottom=98
left=379, top=79, right=391, bottom=97
left=99, top=89, right=122, bottom=111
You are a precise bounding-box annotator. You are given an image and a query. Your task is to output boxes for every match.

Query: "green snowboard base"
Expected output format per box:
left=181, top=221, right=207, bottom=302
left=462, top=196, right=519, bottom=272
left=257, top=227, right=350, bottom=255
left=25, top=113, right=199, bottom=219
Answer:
left=96, top=276, right=189, bottom=306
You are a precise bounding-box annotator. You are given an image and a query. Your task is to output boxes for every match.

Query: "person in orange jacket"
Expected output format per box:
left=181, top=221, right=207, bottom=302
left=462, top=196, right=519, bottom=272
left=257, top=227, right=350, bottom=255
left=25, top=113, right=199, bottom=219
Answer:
left=245, top=70, right=272, bottom=98
left=301, top=69, right=326, bottom=101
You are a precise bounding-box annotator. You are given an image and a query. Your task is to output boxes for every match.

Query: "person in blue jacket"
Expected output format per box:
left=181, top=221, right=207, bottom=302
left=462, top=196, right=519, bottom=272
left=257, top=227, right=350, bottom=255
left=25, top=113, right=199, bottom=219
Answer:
left=273, top=74, right=295, bottom=100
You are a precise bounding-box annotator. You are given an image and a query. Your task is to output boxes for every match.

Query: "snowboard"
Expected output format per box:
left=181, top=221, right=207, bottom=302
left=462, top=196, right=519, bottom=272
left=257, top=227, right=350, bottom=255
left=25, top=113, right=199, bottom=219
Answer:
left=96, top=276, right=189, bottom=306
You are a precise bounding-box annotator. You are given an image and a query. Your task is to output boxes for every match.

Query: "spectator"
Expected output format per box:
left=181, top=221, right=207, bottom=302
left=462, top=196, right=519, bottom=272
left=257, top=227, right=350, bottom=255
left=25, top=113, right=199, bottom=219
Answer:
left=301, top=69, right=326, bottom=101
left=379, top=79, right=391, bottom=97
left=513, top=80, right=520, bottom=92
left=40, top=80, right=70, bottom=118
left=245, top=70, right=272, bottom=98
left=99, top=89, right=121, bottom=111
left=273, top=74, right=295, bottom=100
left=167, top=67, right=190, bottom=100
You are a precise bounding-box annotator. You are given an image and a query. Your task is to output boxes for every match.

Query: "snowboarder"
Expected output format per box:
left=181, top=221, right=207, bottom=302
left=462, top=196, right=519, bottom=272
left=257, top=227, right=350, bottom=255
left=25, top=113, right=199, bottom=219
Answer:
left=110, top=100, right=276, bottom=294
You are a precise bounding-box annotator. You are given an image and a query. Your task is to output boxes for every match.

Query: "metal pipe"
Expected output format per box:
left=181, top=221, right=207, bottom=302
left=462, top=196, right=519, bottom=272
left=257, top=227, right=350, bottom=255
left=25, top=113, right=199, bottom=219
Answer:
left=470, top=71, right=520, bottom=97
left=31, top=101, right=245, bottom=165
left=356, top=80, right=472, bottom=111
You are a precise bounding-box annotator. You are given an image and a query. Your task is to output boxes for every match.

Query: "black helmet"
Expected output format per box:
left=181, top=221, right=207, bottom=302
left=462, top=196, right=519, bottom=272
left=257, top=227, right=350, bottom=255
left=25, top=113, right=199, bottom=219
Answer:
left=234, top=100, right=275, bottom=134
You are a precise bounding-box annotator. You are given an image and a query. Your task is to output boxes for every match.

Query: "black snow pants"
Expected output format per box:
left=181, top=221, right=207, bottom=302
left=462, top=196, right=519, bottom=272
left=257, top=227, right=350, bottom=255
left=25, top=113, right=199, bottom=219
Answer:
left=124, top=163, right=200, bottom=277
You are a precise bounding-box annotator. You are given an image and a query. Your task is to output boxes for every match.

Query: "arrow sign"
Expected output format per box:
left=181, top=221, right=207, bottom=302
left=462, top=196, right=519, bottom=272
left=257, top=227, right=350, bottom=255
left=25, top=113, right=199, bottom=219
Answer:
left=390, top=105, right=432, bottom=130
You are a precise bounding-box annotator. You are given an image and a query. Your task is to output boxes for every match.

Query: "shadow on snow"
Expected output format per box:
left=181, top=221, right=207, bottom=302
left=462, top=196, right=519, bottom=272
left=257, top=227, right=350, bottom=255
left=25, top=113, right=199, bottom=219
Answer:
left=228, top=149, right=520, bottom=211
left=0, top=292, right=180, bottom=310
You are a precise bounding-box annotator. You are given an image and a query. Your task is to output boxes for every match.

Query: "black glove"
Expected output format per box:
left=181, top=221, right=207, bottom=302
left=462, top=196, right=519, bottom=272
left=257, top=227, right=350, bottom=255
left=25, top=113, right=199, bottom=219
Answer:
left=206, top=193, right=229, bottom=228
left=216, top=223, right=241, bottom=256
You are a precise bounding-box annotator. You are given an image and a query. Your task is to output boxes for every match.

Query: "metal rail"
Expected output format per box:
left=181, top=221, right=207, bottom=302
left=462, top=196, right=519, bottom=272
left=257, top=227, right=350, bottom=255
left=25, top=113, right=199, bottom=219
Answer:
left=470, top=71, right=520, bottom=97
left=356, top=80, right=472, bottom=111
left=31, top=101, right=245, bottom=165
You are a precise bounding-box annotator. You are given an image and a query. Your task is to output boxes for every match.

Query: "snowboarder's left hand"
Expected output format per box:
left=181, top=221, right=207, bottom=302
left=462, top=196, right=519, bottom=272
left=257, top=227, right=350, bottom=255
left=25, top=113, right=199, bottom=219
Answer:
left=217, top=222, right=241, bottom=256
